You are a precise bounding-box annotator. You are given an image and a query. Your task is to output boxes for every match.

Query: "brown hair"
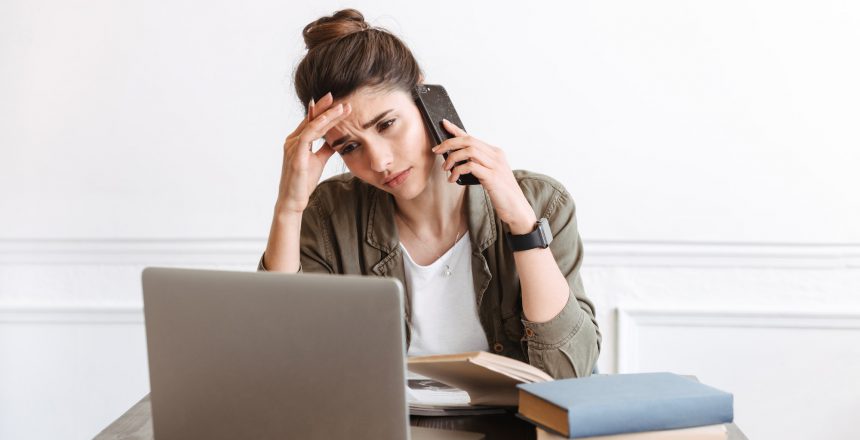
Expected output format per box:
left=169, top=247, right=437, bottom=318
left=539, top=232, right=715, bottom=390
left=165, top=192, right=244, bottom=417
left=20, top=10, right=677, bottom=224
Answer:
left=294, top=9, right=423, bottom=112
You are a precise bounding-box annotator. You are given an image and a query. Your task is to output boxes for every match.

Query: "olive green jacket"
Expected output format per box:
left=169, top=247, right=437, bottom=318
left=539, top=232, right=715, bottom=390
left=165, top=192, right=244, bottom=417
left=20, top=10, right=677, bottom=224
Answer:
left=258, top=170, right=601, bottom=379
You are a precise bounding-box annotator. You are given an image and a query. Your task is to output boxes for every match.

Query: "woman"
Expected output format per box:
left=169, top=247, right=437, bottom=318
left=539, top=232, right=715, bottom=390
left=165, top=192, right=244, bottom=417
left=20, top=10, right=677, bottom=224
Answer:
left=258, top=9, right=600, bottom=379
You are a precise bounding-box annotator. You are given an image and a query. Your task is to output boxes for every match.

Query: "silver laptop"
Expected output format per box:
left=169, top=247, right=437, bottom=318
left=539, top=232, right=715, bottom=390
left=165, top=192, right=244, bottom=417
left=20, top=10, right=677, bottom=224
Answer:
left=142, top=267, right=483, bottom=440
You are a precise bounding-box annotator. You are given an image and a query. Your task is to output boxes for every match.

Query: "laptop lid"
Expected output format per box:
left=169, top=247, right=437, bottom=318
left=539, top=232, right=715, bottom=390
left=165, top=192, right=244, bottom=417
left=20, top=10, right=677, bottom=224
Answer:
left=142, top=267, right=410, bottom=440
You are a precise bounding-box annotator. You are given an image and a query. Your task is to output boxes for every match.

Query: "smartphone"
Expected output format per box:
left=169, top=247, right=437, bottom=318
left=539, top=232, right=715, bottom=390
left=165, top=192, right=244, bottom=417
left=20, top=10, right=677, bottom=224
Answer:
left=412, top=84, right=480, bottom=185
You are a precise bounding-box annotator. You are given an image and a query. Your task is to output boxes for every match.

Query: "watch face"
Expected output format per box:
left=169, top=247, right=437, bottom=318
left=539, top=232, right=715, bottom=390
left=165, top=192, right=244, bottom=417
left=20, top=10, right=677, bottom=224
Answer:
left=539, top=217, right=553, bottom=247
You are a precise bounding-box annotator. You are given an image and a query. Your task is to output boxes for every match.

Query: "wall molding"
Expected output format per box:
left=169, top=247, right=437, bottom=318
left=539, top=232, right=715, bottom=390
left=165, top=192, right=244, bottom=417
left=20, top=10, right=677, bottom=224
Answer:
left=1, top=238, right=858, bottom=268
left=0, top=238, right=265, bottom=265
left=616, top=307, right=860, bottom=373
left=585, top=240, right=860, bottom=268
left=0, top=305, right=144, bottom=324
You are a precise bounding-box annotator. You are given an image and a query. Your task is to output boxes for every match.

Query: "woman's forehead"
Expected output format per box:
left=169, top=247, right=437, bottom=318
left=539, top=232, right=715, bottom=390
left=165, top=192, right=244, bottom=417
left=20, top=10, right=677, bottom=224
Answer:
left=325, top=87, right=413, bottom=141
left=334, top=86, right=411, bottom=113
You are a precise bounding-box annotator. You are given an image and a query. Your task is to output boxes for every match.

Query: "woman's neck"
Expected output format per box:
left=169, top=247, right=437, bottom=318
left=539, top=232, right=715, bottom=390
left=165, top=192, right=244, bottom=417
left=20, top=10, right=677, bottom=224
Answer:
left=393, top=158, right=467, bottom=237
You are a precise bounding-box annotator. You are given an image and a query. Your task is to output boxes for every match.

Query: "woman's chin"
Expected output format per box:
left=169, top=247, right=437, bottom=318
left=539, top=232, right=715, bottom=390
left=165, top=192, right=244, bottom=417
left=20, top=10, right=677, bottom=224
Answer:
left=382, top=171, right=431, bottom=200
left=382, top=179, right=423, bottom=200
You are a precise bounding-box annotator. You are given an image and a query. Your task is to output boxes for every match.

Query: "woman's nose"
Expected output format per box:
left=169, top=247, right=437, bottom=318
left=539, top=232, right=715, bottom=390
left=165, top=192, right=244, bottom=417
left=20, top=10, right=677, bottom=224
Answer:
left=365, top=142, right=393, bottom=173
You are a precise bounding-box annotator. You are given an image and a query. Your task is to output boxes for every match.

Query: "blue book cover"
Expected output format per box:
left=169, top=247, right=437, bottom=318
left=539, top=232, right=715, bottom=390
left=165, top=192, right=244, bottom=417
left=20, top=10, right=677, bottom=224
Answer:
left=516, top=372, right=733, bottom=438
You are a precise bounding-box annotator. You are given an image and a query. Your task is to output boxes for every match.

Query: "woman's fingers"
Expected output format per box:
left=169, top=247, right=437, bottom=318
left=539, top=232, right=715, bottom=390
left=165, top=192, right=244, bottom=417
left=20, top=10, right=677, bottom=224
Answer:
left=315, top=91, right=333, bottom=107
left=301, top=97, right=316, bottom=149
left=442, top=146, right=492, bottom=170
left=309, top=92, right=334, bottom=119
left=299, top=102, right=352, bottom=150
left=314, top=142, right=337, bottom=162
left=432, top=135, right=473, bottom=155
left=285, top=91, right=349, bottom=164
left=434, top=137, right=490, bottom=162
left=286, top=101, right=313, bottom=138
left=441, top=118, right=467, bottom=136
left=448, top=160, right=489, bottom=184
left=287, top=92, right=333, bottom=137
left=316, top=102, right=351, bottom=137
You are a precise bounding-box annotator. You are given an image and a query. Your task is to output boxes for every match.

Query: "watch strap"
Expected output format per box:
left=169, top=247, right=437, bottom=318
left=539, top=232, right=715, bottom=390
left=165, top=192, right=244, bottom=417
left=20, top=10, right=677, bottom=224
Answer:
left=505, top=218, right=552, bottom=251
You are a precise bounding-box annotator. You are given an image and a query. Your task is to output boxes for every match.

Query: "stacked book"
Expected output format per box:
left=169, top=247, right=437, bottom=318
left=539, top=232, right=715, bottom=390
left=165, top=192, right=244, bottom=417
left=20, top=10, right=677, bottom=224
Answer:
left=406, top=351, right=734, bottom=439
left=516, top=372, right=734, bottom=439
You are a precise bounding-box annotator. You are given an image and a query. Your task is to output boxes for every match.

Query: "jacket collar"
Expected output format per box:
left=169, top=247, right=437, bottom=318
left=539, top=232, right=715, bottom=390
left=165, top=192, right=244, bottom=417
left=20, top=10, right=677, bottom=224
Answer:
left=464, top=182, right=497, bottom=254
left=366, top=185, right=399, bottom=255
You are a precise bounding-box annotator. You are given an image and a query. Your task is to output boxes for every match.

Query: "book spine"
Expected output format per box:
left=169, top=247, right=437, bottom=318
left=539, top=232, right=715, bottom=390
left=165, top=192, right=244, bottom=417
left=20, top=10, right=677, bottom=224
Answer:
left=515, top=413, right=568, bottom=437
left=567, top=393, right=733, bottom=438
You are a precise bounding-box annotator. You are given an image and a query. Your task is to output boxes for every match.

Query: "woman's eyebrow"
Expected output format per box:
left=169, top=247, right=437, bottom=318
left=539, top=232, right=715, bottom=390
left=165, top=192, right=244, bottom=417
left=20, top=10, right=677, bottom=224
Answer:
left=330, top=109, right=394, bottom=148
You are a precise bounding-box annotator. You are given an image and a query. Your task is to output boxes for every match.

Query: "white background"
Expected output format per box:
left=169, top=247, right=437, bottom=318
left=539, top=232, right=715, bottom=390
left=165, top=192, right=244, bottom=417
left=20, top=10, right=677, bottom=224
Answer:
left=1, top=1, right=858, bottom=439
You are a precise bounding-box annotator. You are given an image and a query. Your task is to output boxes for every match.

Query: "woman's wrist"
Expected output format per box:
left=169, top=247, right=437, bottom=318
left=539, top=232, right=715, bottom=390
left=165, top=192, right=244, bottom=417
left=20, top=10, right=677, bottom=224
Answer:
left=264, top=204, right=304, bottom=273
left=274, top=202, right=305, bottom=222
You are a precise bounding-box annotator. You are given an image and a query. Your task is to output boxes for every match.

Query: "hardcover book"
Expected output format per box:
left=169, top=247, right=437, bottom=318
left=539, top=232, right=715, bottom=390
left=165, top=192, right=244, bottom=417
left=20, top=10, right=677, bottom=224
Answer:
left=517, top=373, right=733, bottom=438
left=536, top=425, right=727, bottom=440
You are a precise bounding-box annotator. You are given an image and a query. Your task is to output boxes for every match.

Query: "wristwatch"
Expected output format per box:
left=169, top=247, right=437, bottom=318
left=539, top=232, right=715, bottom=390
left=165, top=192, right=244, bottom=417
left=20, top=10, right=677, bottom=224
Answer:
left=505, top=217, right=553, bottom=252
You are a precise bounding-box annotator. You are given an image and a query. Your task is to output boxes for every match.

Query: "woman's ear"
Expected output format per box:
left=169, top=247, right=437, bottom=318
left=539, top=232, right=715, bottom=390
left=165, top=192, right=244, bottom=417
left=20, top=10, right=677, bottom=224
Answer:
left=417, top=73, right=424, bottom=84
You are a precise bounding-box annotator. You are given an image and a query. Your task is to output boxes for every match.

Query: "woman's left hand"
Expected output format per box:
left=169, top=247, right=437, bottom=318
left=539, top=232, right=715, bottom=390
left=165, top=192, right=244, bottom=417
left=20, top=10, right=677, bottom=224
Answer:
left=434, top=119, right=538, bottom=234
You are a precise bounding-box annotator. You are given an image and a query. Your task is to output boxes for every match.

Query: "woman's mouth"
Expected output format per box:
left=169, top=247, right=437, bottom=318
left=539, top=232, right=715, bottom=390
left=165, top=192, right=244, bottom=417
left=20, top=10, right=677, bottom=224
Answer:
left=384, top=168, right=412, bottom=188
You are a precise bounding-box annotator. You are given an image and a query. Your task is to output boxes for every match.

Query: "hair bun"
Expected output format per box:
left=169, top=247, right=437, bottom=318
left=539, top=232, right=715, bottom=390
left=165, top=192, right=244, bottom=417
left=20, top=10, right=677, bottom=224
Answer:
left=302, top=8, right=371, bottom=51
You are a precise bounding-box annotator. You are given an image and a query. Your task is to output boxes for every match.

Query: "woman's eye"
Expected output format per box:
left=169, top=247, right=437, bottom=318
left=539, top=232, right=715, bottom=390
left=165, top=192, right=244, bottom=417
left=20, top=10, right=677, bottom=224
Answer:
left=380, top=118, right=395, bottom=131
left=339, top=119, right=396, bottom=155
left=341, top=144, right=357, bottom=155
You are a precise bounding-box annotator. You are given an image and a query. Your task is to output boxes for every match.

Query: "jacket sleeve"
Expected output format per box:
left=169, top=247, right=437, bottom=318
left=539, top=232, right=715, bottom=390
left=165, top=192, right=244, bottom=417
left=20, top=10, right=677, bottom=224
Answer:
left=257, top=193, right=335, bottom=274
left=256, top=253, right=302, bottom=273
left=519, top=183, right=601, bottom=379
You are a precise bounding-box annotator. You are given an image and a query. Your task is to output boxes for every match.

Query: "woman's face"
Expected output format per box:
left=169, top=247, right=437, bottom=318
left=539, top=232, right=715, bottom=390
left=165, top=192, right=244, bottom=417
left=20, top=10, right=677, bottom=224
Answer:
left=324, top=86, right=438, bottom=200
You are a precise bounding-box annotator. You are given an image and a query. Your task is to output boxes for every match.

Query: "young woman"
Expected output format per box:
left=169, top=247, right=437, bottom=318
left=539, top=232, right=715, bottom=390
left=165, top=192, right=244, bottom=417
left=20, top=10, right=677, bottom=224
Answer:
left=258, top=9, right=600, bottom=379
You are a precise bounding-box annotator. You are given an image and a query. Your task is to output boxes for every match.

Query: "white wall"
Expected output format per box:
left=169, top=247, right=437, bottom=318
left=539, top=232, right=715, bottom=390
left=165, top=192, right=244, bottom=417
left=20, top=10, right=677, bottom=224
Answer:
left=1, top=1, right=858, bottom=439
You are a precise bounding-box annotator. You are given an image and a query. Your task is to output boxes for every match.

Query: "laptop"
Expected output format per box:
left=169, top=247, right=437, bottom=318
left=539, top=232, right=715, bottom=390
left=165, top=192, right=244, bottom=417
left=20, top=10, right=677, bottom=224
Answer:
left=142, top=267, right=484, bottom=440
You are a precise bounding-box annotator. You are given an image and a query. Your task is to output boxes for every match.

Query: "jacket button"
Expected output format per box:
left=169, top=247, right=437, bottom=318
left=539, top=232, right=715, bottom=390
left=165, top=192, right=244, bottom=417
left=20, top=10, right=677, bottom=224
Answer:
left=493, top=342, right=504, bottom=353
left=525, top=328, right=535, bottom=338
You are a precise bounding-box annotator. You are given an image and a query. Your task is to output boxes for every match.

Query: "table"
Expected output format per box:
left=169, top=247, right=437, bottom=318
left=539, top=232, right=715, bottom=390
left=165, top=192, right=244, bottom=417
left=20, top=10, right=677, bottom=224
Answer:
left=94, top=394, right=749, bottom=440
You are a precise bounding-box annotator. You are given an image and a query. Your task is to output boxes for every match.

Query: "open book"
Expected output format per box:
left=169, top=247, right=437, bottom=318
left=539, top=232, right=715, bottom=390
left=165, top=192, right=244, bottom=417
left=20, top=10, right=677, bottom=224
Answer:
left=407, top=351, right=553, bottom=407
left=406, top=374, right=509, bottom=416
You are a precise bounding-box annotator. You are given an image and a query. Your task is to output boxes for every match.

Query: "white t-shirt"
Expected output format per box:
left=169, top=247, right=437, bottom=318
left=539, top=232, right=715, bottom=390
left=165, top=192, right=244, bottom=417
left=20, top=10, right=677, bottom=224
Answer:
left=401, top=231, right=489, bottom=357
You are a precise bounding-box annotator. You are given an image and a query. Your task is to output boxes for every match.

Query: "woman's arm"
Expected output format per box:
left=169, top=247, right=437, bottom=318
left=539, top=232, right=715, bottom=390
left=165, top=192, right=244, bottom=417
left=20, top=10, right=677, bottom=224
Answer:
left=432, top=120, right=601, bottom=378
left=506, top=214, right=570, bottom=323
left=260, top=209, right=303, bottom=272
left=510, top=185, right=601, bottom=379
left=259, top=92, right=349, bottom=273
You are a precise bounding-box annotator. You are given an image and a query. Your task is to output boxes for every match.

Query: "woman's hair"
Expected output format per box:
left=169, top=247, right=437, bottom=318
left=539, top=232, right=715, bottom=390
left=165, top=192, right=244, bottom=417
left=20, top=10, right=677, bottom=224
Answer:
left=294, top=9, right=423, bottom=112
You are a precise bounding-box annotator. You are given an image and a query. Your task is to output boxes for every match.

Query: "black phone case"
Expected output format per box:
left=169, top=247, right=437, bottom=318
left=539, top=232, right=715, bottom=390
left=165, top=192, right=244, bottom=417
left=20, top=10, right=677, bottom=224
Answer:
left=412, top=84, right=480, bottom=185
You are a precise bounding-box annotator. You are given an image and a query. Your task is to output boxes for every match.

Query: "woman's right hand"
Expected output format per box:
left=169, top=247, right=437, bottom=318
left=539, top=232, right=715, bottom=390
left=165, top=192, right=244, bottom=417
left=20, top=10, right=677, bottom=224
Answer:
left=276, top=91, right=352, bottom=214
